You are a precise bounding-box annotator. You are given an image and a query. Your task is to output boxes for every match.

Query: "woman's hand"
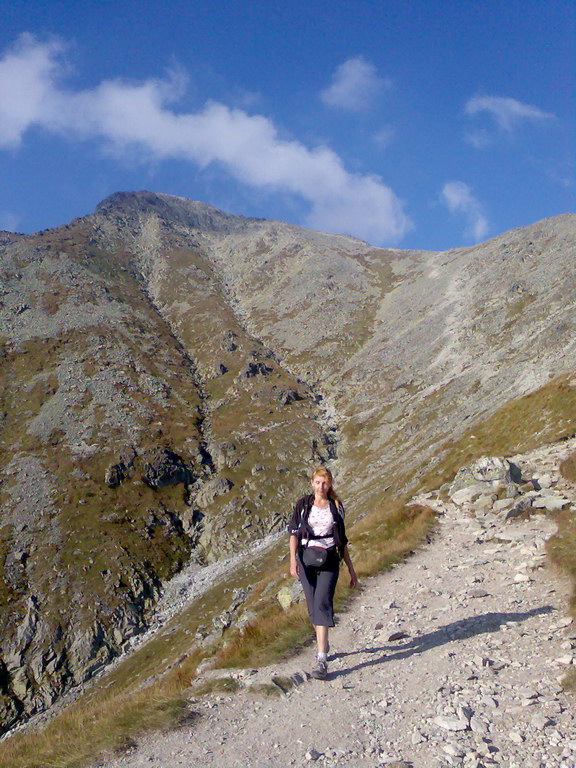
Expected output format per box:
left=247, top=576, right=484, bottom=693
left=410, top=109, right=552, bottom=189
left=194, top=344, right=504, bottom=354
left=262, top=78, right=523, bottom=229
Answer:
left=342, top=545, right=358, bottom=588
left=289, top=535, right=299, bottom=578
left=348, top=566, right=358, bottom=588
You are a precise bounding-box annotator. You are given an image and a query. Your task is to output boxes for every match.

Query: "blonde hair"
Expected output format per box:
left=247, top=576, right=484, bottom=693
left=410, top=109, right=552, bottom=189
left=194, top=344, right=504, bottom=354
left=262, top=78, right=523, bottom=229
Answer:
left=311, top=465, right=340, bottom=503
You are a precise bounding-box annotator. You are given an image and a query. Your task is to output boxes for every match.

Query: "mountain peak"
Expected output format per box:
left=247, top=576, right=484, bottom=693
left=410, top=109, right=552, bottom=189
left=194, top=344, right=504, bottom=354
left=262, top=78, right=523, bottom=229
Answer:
left=94, top=190, right=259, bottom=233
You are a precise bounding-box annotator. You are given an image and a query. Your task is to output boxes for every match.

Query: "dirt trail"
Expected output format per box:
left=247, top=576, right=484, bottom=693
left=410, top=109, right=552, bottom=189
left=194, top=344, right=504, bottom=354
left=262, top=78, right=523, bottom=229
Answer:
left=100, top=441, right=576, bottom=768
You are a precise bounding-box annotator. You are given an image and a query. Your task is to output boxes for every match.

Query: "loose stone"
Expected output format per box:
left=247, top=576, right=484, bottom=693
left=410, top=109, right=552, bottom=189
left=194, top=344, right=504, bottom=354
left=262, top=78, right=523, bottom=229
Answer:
left=530, top=713, right=554, bottom=730
left=434, top=715, right=470, bottom=732
left=468, top=588, right=490, bottom=598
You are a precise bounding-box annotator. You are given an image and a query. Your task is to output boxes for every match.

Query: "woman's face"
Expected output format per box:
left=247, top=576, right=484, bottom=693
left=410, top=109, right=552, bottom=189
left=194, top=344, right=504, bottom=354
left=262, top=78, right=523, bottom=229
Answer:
left=312, top=474, right=330, bottom=498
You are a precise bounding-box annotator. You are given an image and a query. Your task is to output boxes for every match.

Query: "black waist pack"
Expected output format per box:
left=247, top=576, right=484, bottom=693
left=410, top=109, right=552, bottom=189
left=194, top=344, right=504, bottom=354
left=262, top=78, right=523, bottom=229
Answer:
left=302, top=546, right=330, bottom=568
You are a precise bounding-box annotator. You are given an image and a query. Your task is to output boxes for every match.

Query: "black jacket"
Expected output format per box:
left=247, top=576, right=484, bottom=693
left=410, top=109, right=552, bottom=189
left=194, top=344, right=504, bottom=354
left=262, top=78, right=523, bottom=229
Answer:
left=288, top=494, right=348, bottom=557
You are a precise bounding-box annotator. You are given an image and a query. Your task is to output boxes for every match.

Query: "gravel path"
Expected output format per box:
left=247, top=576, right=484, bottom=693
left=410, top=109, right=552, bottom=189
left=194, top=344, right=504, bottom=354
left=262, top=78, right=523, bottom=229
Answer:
left=100, top=443, right=576, bottom=768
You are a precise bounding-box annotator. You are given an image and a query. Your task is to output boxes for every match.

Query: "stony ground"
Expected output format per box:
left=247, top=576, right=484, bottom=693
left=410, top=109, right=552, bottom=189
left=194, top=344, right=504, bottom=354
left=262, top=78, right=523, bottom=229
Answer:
left=100, top=440, right=576, bottom=768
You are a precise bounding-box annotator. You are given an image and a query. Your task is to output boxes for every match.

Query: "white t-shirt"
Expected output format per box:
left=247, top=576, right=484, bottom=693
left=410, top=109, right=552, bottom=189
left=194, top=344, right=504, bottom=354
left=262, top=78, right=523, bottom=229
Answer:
left=302, top=504, right=335, bottom=549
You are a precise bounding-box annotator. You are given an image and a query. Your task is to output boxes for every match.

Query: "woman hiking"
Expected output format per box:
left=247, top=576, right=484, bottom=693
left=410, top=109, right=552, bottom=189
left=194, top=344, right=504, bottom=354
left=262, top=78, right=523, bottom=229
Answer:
left=288, top=466, right=358, bottom=679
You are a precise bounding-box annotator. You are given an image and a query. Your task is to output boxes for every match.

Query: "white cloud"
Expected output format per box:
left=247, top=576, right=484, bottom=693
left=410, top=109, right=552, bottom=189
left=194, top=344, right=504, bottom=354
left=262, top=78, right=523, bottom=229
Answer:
left=0, top=34, right=64, bottom=148
left=0, top=35, right=410, bottom=245
left=441, top=181, right=488, bottom=242
left=320, top=56, right=390, bottom=112
left=465, top=95, right=554, bottom=132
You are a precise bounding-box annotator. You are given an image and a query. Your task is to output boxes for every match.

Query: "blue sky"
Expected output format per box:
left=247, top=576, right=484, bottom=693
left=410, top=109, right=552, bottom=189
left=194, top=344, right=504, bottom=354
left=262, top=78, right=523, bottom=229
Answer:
left=0, top=0, right=574, bottom=249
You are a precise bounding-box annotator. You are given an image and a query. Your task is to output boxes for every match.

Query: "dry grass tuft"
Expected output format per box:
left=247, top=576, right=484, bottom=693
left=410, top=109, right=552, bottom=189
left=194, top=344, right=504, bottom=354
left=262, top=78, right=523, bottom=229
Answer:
left=546, top=509, right=576, bottom=618
left=351, top=502, right=437, bottom=579
left=560, top=452, right=576, bottom=484
left=190, top=677, right=240, bottom=696
left=0, top=689, right=190, bottom=768
left=562, top=668, right=576, bottom=692
left=0, top=650, right=203, bottom=768
left=214, top=602, right=312, bottom=669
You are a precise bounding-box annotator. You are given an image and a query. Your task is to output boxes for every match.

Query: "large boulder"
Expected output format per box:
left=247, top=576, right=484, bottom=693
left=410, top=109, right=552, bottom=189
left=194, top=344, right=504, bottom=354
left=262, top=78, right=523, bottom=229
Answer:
left=450, top=484, right=488, bottom=505
left=238, top=360, right=272, bottom=378
left=211, top=441, right=240, bottom=470
left=277, top=580, right=304, bottom=610
left=104, top=447, right=137, bottom=488
left=450, top=457, right=522, bottom=495
left=141, top=447, right=193, bottom=489
left=274, top=387, right=304, bottom=405
left=194, top=476, right=234, bottom=508
left=0, top=692, right=22, bottom=736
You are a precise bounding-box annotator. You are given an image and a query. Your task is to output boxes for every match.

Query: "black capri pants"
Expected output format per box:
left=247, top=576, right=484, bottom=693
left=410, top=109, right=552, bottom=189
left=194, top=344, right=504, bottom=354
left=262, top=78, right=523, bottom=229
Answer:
left=298, top=548, right=340, bottom=627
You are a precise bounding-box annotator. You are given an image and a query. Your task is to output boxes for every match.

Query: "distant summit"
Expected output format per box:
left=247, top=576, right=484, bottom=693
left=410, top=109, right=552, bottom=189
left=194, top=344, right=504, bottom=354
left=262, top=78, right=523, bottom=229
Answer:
left=95, top=190, right=259, bottom=233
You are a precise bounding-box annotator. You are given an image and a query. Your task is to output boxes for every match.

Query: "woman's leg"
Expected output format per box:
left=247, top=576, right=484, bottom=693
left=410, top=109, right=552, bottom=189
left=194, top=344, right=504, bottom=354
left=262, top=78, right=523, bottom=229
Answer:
left=311, top=559, right=339, bottom=628
left=297, top=554, right=318, bottom=626
left=310, top=560, right=339, bottom=679
left=315, top=625, right=329, bottom=654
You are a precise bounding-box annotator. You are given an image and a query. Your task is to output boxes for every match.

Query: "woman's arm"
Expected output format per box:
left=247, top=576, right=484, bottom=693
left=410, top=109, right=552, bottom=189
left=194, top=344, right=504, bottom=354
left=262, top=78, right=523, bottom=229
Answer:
left=341, top=545, right=358, bottom=588
left=289, top=534, right=299, bottom=578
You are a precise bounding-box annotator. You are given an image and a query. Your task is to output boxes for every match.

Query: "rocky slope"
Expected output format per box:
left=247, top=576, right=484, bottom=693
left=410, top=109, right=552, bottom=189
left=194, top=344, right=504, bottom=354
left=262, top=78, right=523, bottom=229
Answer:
left=0, top=192, right=574, bottom=733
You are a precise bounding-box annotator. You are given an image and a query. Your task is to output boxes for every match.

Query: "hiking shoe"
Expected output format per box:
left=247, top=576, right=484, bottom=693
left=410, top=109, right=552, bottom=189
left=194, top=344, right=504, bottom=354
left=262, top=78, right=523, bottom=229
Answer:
left=311, top=658, right=328, bottom=680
